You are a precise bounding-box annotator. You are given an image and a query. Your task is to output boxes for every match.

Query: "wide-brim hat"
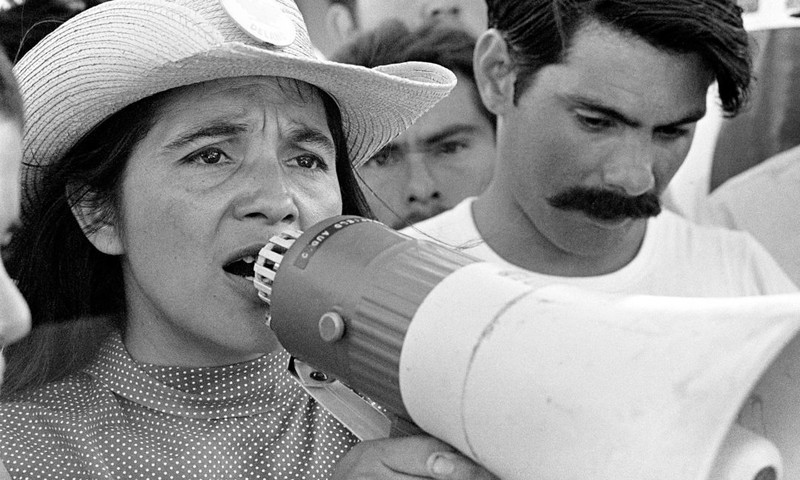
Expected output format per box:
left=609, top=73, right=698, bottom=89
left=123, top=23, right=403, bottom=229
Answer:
left=13, top=0, right=456, bottom=190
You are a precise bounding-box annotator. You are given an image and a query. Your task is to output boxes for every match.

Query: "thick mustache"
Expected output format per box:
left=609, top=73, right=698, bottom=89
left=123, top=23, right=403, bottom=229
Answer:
left=547, top=187, right=661, bottom=221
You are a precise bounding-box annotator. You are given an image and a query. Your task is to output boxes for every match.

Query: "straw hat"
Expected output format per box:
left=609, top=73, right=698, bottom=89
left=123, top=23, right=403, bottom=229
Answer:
left=13, top=0, right=456, bottom=185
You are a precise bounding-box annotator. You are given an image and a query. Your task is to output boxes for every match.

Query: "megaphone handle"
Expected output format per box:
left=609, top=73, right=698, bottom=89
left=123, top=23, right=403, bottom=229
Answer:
left=390, top=414, right=425, bottom=437
left=288, top=358, right=392, bottom=441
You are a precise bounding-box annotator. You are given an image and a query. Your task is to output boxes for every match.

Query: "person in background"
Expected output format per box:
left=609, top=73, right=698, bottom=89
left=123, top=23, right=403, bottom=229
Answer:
left=404, top=0, right=797, bottom=297
left=333, top=20, right=496, bottom=229
left=700, top=143, right=800, bottom=286
left=0, top=0, right=108, bottom=62
left=301, top=0, right=487, bottom=58
left=0, top=46, right=31, bottom=479
left=0, top=0, right=495, bottom=479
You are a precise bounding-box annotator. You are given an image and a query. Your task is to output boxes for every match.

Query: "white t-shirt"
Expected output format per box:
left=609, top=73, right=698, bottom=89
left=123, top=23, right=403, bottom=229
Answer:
left=700, top=144, right=800, bottom=287
left=402, top=197, right=797, bottom=297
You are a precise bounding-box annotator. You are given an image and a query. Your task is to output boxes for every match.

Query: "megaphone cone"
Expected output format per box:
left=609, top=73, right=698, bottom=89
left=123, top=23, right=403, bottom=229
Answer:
left=255, top=216, right=800, bottom=480
left=402, top=276, right=800, bottom=479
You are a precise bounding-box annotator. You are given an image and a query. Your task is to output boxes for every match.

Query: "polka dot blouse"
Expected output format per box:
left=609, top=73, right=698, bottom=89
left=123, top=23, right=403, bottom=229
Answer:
left=0, top=331, right=359, bottom=479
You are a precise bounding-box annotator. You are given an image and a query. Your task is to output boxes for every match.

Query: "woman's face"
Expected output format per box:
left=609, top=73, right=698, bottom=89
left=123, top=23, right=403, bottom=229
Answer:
left=87, top=77, right=342, bottom=366
left=0, top=118, right=31, bottom=386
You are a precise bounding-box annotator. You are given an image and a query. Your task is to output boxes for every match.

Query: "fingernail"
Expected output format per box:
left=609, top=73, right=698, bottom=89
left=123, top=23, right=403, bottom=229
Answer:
left=428, top=452, right=455, bottom=476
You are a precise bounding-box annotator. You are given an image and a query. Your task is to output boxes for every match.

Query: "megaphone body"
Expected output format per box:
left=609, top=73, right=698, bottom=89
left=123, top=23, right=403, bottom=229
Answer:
left=253, top=216, right=800, bottom=480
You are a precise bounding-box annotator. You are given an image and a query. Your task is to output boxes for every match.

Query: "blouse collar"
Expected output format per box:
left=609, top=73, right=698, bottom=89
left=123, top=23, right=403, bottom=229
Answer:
left=84, top=330, right=299, bottom=419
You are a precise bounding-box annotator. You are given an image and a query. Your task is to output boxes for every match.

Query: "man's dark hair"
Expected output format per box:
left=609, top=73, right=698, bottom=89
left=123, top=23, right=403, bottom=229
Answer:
left=0, top=47, right=23, bottom=127
left=485, top=0, right=752, bottom=116
left=332, top=19, right=496, bottom=127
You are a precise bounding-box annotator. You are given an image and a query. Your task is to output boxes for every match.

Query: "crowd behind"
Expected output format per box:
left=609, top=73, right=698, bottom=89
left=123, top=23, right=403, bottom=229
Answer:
left=0, top=0, right=797, bottom=479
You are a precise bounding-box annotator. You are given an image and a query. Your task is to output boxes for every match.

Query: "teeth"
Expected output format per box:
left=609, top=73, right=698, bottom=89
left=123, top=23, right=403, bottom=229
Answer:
left=242, top=255, right=255, bottom=264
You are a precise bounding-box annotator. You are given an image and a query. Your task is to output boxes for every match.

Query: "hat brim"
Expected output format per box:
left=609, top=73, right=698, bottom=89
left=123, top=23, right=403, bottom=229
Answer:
left=14, top=0, right=456, bottom=193
left=18, top=43, right=454, bottom=173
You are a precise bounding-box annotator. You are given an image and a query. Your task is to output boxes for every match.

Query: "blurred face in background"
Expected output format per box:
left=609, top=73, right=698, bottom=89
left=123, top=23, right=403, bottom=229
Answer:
left=325, top=0, right=488, bottom=50
left=0, top=116, right=31, bottom=390
left=357, top=74, right=495, bottom=229
left=354, top=0, right=487, bottom=36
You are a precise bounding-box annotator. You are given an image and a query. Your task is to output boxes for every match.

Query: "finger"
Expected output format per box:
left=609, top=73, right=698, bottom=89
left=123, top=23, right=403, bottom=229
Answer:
left=426, top=451, right=499, bottom=480
left=374, top=436, right=455, bottom=475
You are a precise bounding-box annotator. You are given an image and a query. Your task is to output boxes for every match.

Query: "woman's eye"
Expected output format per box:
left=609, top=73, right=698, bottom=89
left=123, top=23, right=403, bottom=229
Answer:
left=187, top=148, right=226, bottom=165
left=293, top=154, right=329, bottom=171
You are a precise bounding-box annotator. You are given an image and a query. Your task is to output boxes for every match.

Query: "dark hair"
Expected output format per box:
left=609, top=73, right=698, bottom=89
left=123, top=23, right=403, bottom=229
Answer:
left=328, top=0, right=357, bottom=14
left=2, top=79, right=370, bottom=396
left=486, top=0, right=752, bottom=116
left=0, top=0, right=106, bottom=63
left=332, top=19, right=495, bottom=127
left=0, top=47, right=23, bottom=127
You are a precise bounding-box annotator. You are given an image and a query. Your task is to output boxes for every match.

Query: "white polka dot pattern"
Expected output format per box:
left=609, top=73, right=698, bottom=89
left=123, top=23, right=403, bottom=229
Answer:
left=0, top=331, right=359, bottom=479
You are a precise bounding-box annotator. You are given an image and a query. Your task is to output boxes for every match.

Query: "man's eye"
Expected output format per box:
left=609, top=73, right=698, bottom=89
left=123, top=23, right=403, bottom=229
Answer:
left=435, top=141, right=468, bottom=155
left=576, top=114, right=613, bottom=131
left=364, top=149, right=398, bottom=167
left=655, top=127, right=690, bottom=140
left=187, top=148, right=226, bottom=165
left=293, top=154, right=329, bottom=171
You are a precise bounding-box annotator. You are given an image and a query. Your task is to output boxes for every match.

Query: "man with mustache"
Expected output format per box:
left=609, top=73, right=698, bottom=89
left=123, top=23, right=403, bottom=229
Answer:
left=405, top=0, right=797, bottom=296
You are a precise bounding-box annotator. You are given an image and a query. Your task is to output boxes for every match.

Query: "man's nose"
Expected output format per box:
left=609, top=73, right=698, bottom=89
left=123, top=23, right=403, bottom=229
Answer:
left=602, top=138, right=657, bottom=197
left=405, top=156, right=442, bottom=205
left=422, top=1, right=463, bottom=24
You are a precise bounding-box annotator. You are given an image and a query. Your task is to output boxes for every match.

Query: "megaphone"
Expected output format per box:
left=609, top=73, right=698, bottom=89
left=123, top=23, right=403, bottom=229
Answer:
left=253, top=215, right=800, bottom=480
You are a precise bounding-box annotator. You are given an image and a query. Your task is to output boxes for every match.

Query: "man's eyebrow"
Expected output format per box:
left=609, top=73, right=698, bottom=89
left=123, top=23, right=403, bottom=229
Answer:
left=285, top=125, right=336, bottom=156
left=565, top=94, right=706, bottom=128
left=422, top=124, right=484, bottom=147
left=163, top=121, right=249, bottom=152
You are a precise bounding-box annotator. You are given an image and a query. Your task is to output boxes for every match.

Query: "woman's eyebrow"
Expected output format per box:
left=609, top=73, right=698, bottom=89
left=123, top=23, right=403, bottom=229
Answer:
left=285, top=125, right=336, bottom=156
left=162, top=121, right=249, bottom=152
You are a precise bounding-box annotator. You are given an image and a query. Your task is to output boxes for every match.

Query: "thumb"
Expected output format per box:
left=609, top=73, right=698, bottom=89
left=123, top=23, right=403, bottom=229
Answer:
left=426, top=451, right=499, bottom=480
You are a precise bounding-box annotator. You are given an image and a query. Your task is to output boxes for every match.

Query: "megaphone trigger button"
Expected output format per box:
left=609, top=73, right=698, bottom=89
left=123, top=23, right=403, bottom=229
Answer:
left=319, top=312, right=346, bottom=342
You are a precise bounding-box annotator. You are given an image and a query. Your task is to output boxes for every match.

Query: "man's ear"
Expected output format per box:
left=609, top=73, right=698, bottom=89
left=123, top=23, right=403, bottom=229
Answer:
left=325, top=3, right=358, bottom=45
left=473, top=29, right=518, bottom=116
left=67, top=186, right=124, bottom=256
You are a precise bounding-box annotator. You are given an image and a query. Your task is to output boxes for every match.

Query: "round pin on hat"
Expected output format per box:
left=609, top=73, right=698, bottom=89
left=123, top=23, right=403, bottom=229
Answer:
left=220, top=0, right=296, bottom=46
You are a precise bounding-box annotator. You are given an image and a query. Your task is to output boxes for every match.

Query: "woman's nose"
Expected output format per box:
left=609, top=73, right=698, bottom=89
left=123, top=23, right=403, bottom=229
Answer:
left=232, top=167, right=299, bottom=226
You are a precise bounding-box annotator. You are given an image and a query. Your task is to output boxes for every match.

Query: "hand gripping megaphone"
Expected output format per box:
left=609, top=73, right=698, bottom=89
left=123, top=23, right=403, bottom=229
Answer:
left=252, top=215, right=800, bottom=480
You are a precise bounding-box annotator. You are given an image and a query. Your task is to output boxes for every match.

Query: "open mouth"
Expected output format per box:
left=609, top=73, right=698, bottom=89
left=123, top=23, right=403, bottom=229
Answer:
left=223, top=255, right=257, bottom=281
